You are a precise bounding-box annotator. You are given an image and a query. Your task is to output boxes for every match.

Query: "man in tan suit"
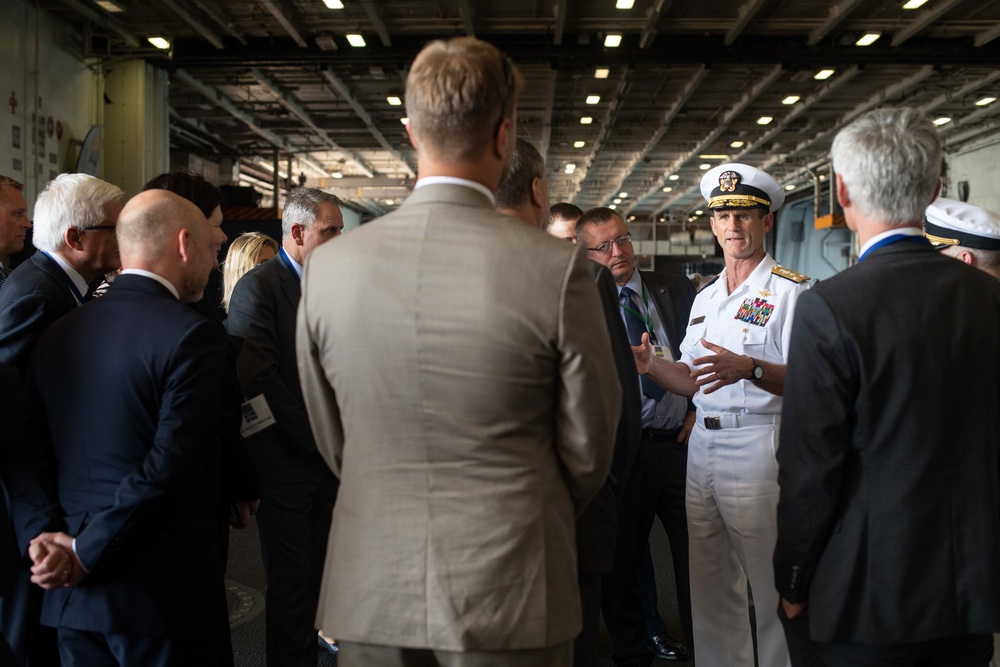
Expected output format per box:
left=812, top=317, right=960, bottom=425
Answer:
left=297, top=37, right=620, bottom=667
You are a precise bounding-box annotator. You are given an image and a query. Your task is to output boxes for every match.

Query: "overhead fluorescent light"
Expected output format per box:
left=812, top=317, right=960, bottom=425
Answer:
left=609, top=204, right=617, bottom=209
left=694, top=209, right=704, bottom=215
left=387, top=96, right=402, bottom=106
left=902, top=0, right=928, bottom=8
left=614, top=198, right=622, bottom=204
left=757, top=116, right=773, bottom=125
left=604, top=33, right=622, bottom=48
left=346, top=33, right=366, bottom=47
left=580, top=116, right=593, bottom=124
left=147, top=36, right=170, bottom=49
left=856, top=32, right=881, bottom=46
left=385, top=199, right=394, bottom=206
left=661, top=187, right=672, bottom=192
left=933, top=117, right=952, bottom=126
left=594, top=68, right=610, bottom=79
left=94, top=0, right=125, bottom=12
left=400, top=117, right=409, bottom=125
left=619, top=192, right=628, bottom=197
left=785, top=184, right=796, bottom=190
left=321, top=0, right=344, bottom=7
left=586, top=95, right=601, bottom=105
left=566, top=163, right=576, bottom=170
left=699, top=154, right=730, bottom=159
left=616, top=0, right=635, bottom=8
left=976, top=97, right=997, bottom=107
left=699, top=163, right=711, bottom=170
left=814, top=69, right=835, bottom=80
left=782, top=95, right=800, bottom=105
left=668, top=174, right=679, bottom=181
left=332, top=172, right=343, bottom=179
left=730, top=140, right=745, bottom=148
left=573, top=140, right=586, bottom=148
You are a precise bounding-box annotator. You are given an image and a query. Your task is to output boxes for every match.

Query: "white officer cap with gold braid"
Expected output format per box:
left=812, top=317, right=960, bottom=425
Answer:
left=701, top=163, right=785, bottom=213
left=924, top=197, right=1000, bottom=250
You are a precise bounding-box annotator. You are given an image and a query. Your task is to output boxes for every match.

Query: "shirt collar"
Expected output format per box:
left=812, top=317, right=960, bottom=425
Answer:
left=620, top=268, right=644, bottom=298
left=46, top=252, right=90, bottom=301
left=858, top=226, right=923, bottom=259
left=414, top=176, right=496, bottom=207
left=119, top=268, right=180, bottom=299
left=280, top=246, right=303, bottom=279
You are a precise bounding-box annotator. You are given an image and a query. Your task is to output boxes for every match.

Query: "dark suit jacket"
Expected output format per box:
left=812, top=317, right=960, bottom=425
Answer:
left=775, top=240, right=1000, bottom=644
left=11, top=275, right=233, bottom=639
left=576, top=264, right=643, bottom=573
left=640, top=269, right=696, bottom=364
left=0, top=251, right=78, bottom=375
left=227, top=254, right=325, bottom=484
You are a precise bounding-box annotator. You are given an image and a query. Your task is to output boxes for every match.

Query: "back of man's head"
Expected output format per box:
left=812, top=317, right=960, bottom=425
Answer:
left=831, top=107, right=941, bottom=227
left=33, top=174, right=123, bottom=253
left=495, top=138, right=547, bottom=224
left=117, top=190, right=199, bottom=263
left=575, top=206, right=624, bottom=245
left=281, top=188, right=342, bottom=240
left=547, top=202, right=583, bottom=241
left=141, top=171, right=222, bottom=219
left=405, top=37, right=523, bottom=164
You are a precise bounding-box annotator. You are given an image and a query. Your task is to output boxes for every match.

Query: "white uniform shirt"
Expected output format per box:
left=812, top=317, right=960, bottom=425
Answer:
left=680, top=253, right=809, bottom=416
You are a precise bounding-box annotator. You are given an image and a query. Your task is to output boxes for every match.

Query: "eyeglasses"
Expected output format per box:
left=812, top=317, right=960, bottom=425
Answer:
left=82, top=225, right=116, bottom=232
left=586, top=233, right=631, bottom=255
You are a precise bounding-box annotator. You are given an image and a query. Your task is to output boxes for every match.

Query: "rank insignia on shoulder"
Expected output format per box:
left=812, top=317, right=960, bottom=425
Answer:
left=771, top=265, right=810, bottom=283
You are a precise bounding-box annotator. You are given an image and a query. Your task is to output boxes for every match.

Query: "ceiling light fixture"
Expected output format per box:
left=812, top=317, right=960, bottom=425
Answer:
left=321, top=0, right=344, bottom=8
left=757, top=116, right=773, bottom=125
left=695, top=209, right=704, bottom=215
left=609, top=204, right=617, bottom=210
left=586, top=95, right=601, bottom=105
left=782, top=95, right=800, bottom=105
left=699, top=154, right=730, bottom=159
left=387, top=96, right=402, bottom=106
left=730, top=140, right=745, bottom=148
left=933, top=117, right=952, bottom=126
left=976, top=97, right=997, bottom=107
left=604, top=33, right=622, bottom=48
left=594, top=68, right=610, bottom=79
left=814, top=69, right=835, bottom=80
left=619, top=192, right=628, bottom=197
left=785, top=184, right=796, bottom=190
left=332, top=172, right=343, bottom=179
left=616, top=0, right=635, bottom=8
left=902, top=0, right=928, bottom=8
left=580, top=116, right=593, bottom=124
left=147, top=36, right=170, bottom=49
left=574, top=140, right=586, bottom=148
left=614, top=198, right=622, bottom=204
left=668, top=174, right=679, bottom=181
left=94, top=0, right=125, bottom=12
left=385, top=199, right=394, bottom=205
left=662, top=187, right=672, bottom=192
left=856, top=32, right=881, bottom=46
left=346, top=33, right=366, bottom=47
left=699, top=163, right=711, bottom=170
left=400, top=117, right=409, bottom=125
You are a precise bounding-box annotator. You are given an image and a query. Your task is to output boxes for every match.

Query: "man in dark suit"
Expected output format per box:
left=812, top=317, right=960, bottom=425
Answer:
left=498, top=140, right=642, bottom=667
left=0, top=176, right=31, bottom=289
left=0, top=172, right=122, bottom=666
left=577, top=207, right=695, bottom=666
left=9, top=189, right=232, bottom=665
left=226, top=187, right=343, bottom=667
left=775, top=107, right=1000, bottom=666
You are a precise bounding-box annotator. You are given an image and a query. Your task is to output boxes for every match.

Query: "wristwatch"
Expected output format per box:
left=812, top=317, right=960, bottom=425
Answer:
left=748, top=358, right=764, bottom=382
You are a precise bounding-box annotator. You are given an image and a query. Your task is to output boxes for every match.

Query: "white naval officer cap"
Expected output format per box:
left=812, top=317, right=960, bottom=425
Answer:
left=700, top=163, right=785, bottom=213
left=924, top=197, right=1000, bottom=250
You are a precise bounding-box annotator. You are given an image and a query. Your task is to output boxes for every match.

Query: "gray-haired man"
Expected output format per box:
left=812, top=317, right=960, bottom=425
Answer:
left=226, top=187, right=344, bottom=667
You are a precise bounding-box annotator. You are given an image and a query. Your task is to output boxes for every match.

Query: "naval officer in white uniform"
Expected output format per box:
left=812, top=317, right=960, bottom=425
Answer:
left=632, top=163, right=809, bottom=667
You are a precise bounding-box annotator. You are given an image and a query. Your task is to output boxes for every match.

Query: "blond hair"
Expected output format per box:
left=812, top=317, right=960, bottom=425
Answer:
left=221, top=232, right=280, bottom=312
left=405, top=37, right=523, bottom=163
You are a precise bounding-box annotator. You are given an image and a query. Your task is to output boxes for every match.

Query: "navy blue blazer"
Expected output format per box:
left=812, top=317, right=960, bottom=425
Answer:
left=12, top=274, right=233, bottom=639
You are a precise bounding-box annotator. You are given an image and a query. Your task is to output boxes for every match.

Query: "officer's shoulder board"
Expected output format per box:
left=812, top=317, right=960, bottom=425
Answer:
left=771, top=265, right=810, bottom=284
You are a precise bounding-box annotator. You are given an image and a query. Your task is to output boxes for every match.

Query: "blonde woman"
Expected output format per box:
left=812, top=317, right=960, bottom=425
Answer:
left=221, top=232, right=279, bottom=313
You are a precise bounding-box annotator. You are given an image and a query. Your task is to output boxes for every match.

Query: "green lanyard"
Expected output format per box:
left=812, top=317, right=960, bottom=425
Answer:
left=622, top=283, right=658, bottom=343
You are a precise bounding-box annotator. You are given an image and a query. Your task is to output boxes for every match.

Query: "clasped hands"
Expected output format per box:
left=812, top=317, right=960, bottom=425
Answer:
left=27, top=532, right=85, bottom=590
left=633, top=333, right=752, bottom=395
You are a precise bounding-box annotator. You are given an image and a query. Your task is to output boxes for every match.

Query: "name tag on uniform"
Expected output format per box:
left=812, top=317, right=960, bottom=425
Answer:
left=240, top=394, right=276, bottom=438
left=652, top=344, right=674, bottom=362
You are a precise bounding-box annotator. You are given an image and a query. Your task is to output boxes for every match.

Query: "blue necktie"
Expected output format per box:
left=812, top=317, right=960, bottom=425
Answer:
left=620, top=286, right=666, bottom=401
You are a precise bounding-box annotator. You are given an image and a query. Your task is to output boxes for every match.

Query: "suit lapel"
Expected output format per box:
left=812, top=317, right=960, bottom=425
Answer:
left=640, top=271, right=681, bottom=358
left=273, top=255, right=302, bottom=308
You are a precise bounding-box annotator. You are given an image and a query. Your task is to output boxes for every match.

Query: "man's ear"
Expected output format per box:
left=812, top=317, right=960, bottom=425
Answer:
left=836, top=173, right=851, bottom=209
left=405, top=123, right=418, bottom=150
left=177, top=228, right=193, bottom=263
left=494, top=117, right=513, bottom=162
left=64, top=228, right=84, bottom=251
left=762, top=211, right=774, bottom=234
left=957, top=249, right=976, bottom=266
left=530, top=177, right=545, bottom=210
left=290, top=223, right=305, bottom=246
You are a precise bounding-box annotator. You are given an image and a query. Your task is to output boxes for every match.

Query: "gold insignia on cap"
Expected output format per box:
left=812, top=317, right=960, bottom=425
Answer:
left=771, top=265, right=810, bottom=283
left=719, top=170, right=740, bottom=192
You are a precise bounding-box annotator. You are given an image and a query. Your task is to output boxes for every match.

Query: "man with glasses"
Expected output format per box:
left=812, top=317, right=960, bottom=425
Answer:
left=577, top=206, right=695, bottom=666
left=0, top=172, right=122, bottom=666
left=297, top=37, right=619, bottom=667
left=633, top=163, right=808, bottom=667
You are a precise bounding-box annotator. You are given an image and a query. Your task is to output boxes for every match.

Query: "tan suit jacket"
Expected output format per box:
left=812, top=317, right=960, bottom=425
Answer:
left=297, top=183, right=620, bottom=651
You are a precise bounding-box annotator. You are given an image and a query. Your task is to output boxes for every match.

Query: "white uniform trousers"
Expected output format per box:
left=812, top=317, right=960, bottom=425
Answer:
left=686, top=419, right=790, bottom=667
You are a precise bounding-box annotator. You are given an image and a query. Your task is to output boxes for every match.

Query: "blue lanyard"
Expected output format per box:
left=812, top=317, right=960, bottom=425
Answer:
left=858, top=234, right=930, bottom=262
left=279, top=247, right=301, bottom=284
left=41, top=252, right=85, bottom=304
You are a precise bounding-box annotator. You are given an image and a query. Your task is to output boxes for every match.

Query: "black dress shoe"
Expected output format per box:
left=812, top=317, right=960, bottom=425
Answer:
left=647, top=633, right=690, bottom=661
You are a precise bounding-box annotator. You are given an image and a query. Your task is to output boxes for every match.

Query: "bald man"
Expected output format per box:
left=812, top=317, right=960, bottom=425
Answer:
left=9, top=190, right=234, bottom=666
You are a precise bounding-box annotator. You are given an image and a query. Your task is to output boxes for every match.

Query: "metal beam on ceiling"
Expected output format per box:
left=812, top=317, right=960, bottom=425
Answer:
left=259, top=0, right=308, bottom=48
left=158, top=0, right=224, bottom=49
left=807, top=0, right=865, bottom=46
left=553, top=0, right=568, bottom=45
left=917, top=70, right=1000, bottom=114
left=458, top=0, right=476, bottom=37
left=320, top=68, right=415, bottom=177
left=172, top=69, right=331, bottom=177
left=360, top=0, right=392, bottom=47
left=190, top=0, right=247, bottom=45
left=725, top=0, right=769, bottom=46
left=890, top=0, right=964, bottom=47
left=59, top=0, right=139, bottom=48
left=974, top=21, right=1000, bottom=47
left=640, top=0, right=671, bottom=49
